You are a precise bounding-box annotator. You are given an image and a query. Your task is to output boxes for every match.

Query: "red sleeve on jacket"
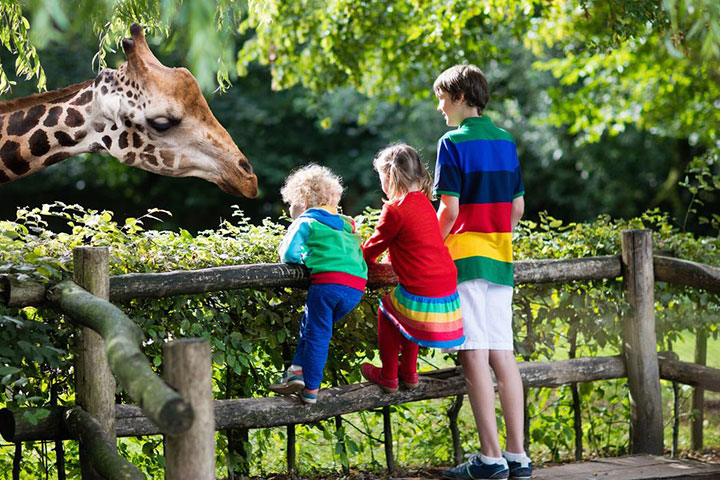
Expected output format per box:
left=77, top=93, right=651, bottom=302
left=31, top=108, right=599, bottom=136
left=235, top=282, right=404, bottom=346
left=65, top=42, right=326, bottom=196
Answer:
left=362, top=204, right=400, bottom=264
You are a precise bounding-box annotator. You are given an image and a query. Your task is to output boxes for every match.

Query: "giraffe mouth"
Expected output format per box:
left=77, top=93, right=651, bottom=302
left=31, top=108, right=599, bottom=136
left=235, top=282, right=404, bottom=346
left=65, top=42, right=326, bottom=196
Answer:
left=219, top=172, right=258, bottom=198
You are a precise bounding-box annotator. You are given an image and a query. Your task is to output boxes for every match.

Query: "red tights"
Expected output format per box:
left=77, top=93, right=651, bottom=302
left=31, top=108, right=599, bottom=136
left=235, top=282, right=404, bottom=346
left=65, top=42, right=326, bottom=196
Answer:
left=378, top=309, right=419, bottom=380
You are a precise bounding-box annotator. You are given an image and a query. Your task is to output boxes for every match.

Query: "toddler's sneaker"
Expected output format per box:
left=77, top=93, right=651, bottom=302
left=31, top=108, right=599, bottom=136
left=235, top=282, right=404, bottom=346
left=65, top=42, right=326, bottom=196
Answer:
left=361, top=363, right=398, bottom=393
left=502, top=451, right=532, bottom=480
left=441, top=454, right=509, bottom=479
left=298, top=389, right=317, bottom=405
left=268, top=366, right=305, bottom=395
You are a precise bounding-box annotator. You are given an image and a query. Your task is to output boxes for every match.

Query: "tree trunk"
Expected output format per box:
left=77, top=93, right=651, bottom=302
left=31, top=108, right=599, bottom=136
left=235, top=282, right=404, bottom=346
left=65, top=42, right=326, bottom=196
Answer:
left=63, top=407, right=142, bottom=480
left=47, top=279, right=193, bottom=435
left=383, top=406, right=395, bottom=474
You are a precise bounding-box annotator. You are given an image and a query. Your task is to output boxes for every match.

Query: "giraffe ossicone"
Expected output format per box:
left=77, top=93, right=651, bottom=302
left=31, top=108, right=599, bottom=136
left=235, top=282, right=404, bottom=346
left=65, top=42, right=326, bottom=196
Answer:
left=0, top=23, right=258, bottom=198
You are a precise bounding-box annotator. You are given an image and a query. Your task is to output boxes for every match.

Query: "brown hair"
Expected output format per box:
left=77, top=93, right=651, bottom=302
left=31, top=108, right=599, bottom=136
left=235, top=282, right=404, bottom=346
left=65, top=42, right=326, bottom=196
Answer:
left=433, top=64, right=489, bottom=115
left=373, top=143, right=433, bottom=202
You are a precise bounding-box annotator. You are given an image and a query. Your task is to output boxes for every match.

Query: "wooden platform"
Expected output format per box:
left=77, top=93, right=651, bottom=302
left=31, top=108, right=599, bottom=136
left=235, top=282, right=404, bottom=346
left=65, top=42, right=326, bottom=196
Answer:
left=390, top=455, right=720, bottom=480
left=532, top=454, right=720, bottom=479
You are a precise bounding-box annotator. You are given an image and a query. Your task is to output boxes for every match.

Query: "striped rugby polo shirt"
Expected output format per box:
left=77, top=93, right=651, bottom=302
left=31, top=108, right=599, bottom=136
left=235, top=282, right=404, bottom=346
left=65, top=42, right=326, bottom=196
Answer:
left=433, top=116, right=524, bottom=286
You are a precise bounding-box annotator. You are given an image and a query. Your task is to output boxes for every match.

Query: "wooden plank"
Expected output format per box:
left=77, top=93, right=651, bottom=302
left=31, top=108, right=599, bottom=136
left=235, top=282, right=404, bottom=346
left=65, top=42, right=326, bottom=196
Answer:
left=533, top=454, right=720, bottom=479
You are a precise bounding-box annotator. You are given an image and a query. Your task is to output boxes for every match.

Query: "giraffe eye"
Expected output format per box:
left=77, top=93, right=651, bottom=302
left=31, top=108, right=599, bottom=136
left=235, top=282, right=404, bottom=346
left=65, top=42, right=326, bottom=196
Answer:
left=147, top=117, right=178, bottom=132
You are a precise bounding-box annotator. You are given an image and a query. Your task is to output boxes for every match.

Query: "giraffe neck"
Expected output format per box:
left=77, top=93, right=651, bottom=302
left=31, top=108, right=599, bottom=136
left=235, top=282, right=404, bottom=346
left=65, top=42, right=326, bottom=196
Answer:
left=0, top=68, right=147, bottom=183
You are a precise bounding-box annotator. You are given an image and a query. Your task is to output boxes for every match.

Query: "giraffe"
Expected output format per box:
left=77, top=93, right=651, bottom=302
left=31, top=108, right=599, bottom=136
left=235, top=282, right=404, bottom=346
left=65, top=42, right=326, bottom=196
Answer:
left=0, top=24, right=257, bottom=197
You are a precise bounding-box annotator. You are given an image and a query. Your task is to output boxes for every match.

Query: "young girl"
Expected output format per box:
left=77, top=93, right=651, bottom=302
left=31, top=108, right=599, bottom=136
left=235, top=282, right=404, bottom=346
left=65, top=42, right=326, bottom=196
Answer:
left=361, top=143, right=465, bottom=392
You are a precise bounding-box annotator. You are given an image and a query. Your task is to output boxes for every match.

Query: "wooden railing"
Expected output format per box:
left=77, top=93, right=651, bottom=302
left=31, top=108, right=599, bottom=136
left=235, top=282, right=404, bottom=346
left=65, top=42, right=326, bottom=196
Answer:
left=1, top=230, right=719, bottom=479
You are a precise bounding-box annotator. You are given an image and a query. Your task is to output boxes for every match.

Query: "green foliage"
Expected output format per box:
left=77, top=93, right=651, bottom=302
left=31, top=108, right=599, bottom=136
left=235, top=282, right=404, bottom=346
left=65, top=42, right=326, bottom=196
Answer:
left=1, top=203, right=719, bottom=476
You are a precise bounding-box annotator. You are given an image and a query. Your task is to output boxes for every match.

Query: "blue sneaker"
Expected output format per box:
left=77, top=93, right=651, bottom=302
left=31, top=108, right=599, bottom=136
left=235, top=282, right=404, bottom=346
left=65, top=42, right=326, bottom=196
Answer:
left=441, top=454, right=509, bottom=479
left=502, top=451, right=532, bottom=480
left=268, top=367, right=305, bottom=395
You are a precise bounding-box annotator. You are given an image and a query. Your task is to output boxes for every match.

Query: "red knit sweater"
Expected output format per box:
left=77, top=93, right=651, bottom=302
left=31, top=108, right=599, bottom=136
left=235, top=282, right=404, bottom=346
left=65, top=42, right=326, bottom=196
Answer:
left=363, top=191, right=458, bottom=297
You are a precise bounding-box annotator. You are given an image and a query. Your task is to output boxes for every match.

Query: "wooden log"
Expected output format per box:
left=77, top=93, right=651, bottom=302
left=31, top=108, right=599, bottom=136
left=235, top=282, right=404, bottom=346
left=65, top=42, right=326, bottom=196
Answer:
left=287, top=424, right=296, bottom=474
left=1, top=356, right=629, bottom=441
left=47, top=280, right=193, bottom=435
left=0, top=274, right=46, bottom=307
left=658, top=353, right=720, bottom=391
left=164, top=338, right=214, bottom=480
left=7, top=355, right=716, bottom=443
left=63, top=407, right=142, bottom=480
left=2, top=256, right=626, bottom=307
left=73, top=246, right=116, bottom=480
left=654, top=255, right=720, bottom=294
left=621, top=230, right=664, bottom=455
left=514, top=255, right=621, bottom=284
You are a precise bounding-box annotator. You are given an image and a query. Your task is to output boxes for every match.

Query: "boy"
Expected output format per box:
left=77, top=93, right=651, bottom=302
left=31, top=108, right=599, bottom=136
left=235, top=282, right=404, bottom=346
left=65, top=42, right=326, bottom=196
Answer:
left=269, top=164, right=367, bottom=404
left=433, top=64, right=531, bottom=479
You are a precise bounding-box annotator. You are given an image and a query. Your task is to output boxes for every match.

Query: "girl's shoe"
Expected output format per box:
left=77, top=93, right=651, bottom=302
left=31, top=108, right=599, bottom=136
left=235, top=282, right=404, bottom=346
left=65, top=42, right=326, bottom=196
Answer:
left=400, top=372, right=420, bottom=389
left=268, top=367, right=305, bottom=395
left=361, top=363, right=399, bottom=393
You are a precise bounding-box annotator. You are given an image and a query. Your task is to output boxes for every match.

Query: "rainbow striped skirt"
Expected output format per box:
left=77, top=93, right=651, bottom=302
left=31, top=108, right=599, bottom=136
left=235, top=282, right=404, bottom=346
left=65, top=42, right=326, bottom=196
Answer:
left=379, top=284, right=465, bottom=349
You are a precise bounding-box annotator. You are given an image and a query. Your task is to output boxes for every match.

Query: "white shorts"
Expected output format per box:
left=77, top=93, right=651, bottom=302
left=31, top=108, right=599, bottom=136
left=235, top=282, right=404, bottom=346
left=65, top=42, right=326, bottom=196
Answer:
left=442, top=278, right=514, bottom=352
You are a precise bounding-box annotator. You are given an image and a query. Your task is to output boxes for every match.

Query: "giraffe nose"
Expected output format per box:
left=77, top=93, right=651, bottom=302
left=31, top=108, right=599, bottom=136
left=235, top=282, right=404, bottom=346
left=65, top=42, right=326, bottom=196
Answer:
left=239, top=160, right=253, bottom=175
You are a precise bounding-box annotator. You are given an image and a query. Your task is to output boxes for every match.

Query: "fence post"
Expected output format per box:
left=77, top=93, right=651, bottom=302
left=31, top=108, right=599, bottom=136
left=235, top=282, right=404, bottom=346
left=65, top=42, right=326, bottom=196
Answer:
left=73, top=246, right=116, bottom=479
left=620, top=230, right=663, bottom=455
left=692, top=327, right=707, bottom=450
left=164, top=338, right=214, bottom=480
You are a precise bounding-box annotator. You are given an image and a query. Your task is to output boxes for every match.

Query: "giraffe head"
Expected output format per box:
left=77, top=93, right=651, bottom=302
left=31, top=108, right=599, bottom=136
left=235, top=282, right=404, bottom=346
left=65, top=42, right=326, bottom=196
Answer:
left=94, top=24, right=258, bottom=197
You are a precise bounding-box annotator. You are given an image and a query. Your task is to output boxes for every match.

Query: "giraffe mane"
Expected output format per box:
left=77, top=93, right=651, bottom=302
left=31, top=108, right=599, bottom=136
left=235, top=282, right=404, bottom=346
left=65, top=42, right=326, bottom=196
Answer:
left=0, top=79, right=94, bottom=114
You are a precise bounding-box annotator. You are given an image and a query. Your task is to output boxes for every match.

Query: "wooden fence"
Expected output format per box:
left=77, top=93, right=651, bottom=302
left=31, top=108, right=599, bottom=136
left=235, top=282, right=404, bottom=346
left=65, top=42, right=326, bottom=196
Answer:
left=1, top=229, right=720, bottom=479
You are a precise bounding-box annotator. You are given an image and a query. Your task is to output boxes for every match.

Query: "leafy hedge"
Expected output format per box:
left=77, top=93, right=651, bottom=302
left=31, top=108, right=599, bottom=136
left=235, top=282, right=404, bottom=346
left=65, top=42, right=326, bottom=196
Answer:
left=0, top=203, right=718, bottom=477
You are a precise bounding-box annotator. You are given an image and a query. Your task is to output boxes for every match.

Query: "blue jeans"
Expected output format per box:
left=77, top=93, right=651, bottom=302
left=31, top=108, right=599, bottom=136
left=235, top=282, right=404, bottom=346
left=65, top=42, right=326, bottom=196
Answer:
left=292, top=284, right=363, bottom=390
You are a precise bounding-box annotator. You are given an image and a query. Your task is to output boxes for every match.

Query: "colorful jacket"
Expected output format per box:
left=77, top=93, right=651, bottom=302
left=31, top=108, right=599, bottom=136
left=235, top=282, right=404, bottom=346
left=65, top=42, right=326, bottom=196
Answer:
left=279, top=207, right=367, bottom=291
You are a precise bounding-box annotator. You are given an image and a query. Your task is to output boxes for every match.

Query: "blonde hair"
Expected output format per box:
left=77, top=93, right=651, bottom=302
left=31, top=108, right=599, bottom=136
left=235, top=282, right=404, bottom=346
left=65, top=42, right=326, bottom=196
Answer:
left=373, top=143, right=433, bottom=202
left=280, top=164, right=344, bottom=209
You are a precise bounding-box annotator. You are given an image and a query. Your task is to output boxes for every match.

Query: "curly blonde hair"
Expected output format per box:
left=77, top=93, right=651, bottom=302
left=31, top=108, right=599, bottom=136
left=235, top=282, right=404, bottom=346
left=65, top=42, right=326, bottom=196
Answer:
left=373, top=143, right=433, bottom=202
left=280, top=164, right=344, bottom=209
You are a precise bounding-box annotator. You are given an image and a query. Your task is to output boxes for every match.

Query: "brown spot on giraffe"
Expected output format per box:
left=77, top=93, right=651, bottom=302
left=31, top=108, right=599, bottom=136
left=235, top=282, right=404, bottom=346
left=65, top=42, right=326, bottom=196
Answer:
left=118, top=131, right=129, bottom=149
left=132, top=132, right=142, bottom=148
left=160, top=150, right=174, bottom=167
left=44, top=152, right=71, bottom=167
left=124, top=151, right=136, bottom=165
left=71, top=90, right=93, bottom=106
left=141, top=153, right=158, bottom=166
left=65, top=108, right=84, bottom=127
left=44, top=106, right=63, bottom=127
left=102, top=136, right=112, bottom=149
left=55, top=131, right=78, bottom=147
left=93, top=123, right=105, bottom=133
left=29, top=130, right=51, bottom=156
left=0, top=140, right=30, bottom=175
left=7, top=105, right=47, bottom=136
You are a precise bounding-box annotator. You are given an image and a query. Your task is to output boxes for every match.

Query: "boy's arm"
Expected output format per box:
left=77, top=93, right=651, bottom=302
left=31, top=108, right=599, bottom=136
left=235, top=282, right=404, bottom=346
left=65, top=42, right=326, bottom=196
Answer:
left=437, top=194, right=459, bottom=239
left=278, top=219, right=311, bottom=264
left=511, top=195, right=524, bottom=229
